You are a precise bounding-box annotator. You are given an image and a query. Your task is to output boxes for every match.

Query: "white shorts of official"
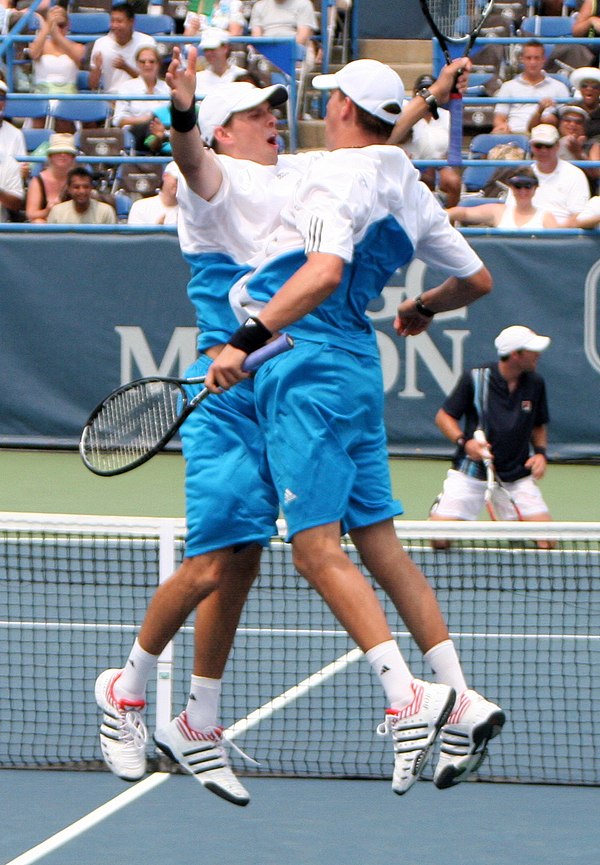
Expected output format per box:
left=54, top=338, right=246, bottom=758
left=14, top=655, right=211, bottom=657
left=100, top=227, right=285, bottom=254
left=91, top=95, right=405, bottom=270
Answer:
left=431, top=468, right=550, bottom=521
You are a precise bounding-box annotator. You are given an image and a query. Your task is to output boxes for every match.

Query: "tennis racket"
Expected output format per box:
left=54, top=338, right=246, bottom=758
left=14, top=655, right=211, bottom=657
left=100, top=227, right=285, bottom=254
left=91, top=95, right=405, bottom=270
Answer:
left=80, top=333, right=293, bottom=477
left=473, top=430, right=523, bottom=521
left=419, top=0, right=494, bottom=165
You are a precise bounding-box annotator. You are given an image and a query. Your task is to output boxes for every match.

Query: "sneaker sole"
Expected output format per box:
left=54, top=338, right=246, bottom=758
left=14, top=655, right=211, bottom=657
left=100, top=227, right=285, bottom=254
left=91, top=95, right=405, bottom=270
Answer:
left=393, top=687, right=456, bottom=796
left=434, top=709, right=506, bottom=790
left=153, top=734, right=250, bottom=807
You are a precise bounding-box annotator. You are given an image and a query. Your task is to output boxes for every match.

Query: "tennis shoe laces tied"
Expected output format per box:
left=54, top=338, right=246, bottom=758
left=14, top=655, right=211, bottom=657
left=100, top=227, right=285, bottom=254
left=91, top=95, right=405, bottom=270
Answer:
left=95, top=668, right=147, bottom=782
left=377, top=679, right=455, bottom=795
left=154, top=711, right=254, bottom=806
left=433, top=688, right=506, bottom=789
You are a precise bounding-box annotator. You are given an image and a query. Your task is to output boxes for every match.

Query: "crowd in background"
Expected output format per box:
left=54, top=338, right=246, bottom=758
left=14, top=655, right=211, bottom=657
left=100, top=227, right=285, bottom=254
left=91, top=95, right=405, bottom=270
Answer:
left=2, top=0, right=600, bottom=227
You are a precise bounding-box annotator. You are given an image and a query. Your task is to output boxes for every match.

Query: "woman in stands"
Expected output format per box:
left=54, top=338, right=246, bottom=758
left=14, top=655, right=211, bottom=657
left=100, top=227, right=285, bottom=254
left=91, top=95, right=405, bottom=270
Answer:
left=447, top=168, right=559, bottom=229
left=25, top=131, right=77, bottom=223
left=27, top=6, right=85, bottom=132
left=111, top=45, right=170, bottom=152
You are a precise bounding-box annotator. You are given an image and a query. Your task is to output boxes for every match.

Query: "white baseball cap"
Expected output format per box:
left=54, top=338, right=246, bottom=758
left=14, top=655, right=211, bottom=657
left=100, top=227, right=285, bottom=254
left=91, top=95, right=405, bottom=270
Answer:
left=495, top=326, right=551, bottom=356
left=312, top=59, right=404, bottom=125
left=530, top=123, right=559, bottom=145
left=200, top=27, right=229, bottom=50
left=197, top=81, right=288, bottom=145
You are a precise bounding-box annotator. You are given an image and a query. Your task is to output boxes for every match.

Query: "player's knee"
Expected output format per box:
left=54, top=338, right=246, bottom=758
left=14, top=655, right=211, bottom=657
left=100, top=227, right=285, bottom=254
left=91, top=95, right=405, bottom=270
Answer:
left=177, top=554, right=225, bottom=597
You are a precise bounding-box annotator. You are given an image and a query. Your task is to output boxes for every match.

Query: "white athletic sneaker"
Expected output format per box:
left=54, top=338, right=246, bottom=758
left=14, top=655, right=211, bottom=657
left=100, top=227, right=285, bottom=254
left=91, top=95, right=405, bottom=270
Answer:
left=433, top=689, right=506, bottom=789
left=95, top=668, right=147, bottom=781
left=154, top=712, right=251, bottom=806
left=377, top=680, right=456, bottom=796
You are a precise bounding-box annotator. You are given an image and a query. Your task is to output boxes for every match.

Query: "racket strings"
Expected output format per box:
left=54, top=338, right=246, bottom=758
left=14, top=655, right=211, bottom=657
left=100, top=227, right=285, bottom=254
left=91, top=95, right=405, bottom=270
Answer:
left=82, top=380, right=183, bottom=473
left=426, top=0, right=484, bottom=38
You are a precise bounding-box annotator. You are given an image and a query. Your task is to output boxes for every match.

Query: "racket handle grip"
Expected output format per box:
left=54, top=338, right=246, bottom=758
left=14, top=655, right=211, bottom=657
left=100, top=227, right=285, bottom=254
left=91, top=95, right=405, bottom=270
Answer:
left=447, top=93, right=463, bottom=167
left=473, top=429, right=492, bottom=462
left=242, top=333, right=294, bottom=372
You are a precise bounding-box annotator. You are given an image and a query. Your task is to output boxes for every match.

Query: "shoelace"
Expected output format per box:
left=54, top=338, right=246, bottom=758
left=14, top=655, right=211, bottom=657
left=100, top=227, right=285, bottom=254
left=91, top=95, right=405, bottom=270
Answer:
left=119, top=709, right=148, bottom=748
left=203, top=725, right=260, bottom=767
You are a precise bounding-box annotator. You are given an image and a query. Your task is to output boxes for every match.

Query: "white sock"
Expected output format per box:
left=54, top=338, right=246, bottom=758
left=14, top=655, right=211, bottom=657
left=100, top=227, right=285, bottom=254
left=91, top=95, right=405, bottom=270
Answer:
left=365, top=640, right=414, bottom=709
left=185, top=675, right=222, bottom=731
left=114, top=639, right=158, bottom=702
left=424, top=640, right=468, bottom=697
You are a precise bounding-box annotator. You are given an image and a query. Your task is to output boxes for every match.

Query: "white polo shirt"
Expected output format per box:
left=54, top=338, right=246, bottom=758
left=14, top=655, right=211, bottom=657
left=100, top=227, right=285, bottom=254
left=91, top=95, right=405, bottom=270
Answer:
left=494, top=74, right=570, bottom=133
left=90, top=32, right=157, bottom=94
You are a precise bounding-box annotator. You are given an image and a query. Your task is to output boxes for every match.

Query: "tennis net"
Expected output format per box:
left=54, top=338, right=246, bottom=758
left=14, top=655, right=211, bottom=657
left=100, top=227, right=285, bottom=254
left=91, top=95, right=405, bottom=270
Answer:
left=1, top=512, right=599, bottom=786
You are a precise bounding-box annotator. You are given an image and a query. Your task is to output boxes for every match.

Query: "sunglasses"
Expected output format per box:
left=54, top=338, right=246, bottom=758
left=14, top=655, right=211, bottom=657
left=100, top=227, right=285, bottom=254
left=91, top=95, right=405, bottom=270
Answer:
left=511, top=181, right=537, bottom=189
left=531, top=142, right=555, bottom=149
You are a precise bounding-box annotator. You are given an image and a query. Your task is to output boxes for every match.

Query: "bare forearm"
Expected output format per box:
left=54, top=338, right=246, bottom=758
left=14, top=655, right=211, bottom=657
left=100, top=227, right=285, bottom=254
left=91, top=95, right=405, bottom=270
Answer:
left=258, top=255, right=343, bottom=332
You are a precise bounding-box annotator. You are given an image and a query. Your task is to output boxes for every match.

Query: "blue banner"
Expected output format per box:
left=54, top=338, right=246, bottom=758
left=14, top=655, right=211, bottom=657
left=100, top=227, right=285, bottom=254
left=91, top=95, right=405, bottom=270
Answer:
left=1, top=233, right=599, bottom=459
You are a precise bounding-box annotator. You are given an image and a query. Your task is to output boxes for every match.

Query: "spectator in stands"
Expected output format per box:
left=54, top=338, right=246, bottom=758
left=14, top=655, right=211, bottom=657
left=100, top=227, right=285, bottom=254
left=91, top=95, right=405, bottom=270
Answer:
left=570, top=194, right=600, bottom=227
left=25, top=132, right=77, bottom=223
left=572, top=0, right=600, bottom=63
left=48, top=165, right=116, bottom=224
left=0, top=80, right=27, bottom=162
left=194, top=28, right=247, bottom=97
left=112, top=45, right=170, bottom=152
left=400, top=73, right=461, bottom=208
left=250, top=0, right=318, bottom=68
left=127, top=160, right=178, bottom=224
left=429, top=325, right=553, bottom=551
left=504, top=123, right=590, bottom=224
left=447, top=168, right=559, bottom=229
left=89, top=3, right=157, bottom=94
left=27, top=6, right=85, bottom=133
left=492, top=40, right=570, bottom=134
left=183, top=0, right=246, bottom=39
left=0, top=152, right=24, bottom=221
left=554, top=103, right=599, bottom=192
left=570, top=67, right=600, bottom=139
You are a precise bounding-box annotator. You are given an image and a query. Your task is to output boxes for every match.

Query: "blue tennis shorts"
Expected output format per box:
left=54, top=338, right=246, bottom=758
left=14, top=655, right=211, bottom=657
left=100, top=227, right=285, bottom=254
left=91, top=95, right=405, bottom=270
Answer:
left=252, top=340, right=402, bottom=540
left=180, top=354, right=279, bottom=557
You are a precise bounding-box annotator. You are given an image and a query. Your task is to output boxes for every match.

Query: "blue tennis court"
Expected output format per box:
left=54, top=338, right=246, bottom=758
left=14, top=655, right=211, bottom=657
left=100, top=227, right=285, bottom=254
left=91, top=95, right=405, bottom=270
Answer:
left=1, top=515, right=599, bottom=865
left=2, top=770, right=599, bottom=865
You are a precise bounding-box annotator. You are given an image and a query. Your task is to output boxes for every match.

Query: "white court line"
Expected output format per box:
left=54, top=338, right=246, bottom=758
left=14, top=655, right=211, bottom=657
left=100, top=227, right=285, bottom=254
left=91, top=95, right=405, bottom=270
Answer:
left=6, top=647, right=363, bottom=865
left=5, top=773, right=170, bottom=865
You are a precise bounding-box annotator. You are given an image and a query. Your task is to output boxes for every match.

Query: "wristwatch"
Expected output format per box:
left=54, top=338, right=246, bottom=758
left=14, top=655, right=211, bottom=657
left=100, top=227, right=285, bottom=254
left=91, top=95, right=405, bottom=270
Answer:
left=416, top=87, right=439, bottom=120
left=414, top=294, right=435, bottom=318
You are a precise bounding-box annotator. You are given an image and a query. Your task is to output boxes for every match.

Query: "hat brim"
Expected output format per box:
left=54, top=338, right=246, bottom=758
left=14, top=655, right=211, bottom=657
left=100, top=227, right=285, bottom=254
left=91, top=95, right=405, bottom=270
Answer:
left=47, top=147, right=77, bottom=155
left=312, top=72, right=338, bottom=91
left=523, top=335, right=551, bottom=352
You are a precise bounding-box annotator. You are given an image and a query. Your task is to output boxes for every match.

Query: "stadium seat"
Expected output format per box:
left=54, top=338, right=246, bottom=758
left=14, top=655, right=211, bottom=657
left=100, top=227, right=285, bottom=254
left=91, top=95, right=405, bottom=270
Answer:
left=4, top=97, right=51, bottom=124
left=133, top=13, right=175, bottom=35
left=68, top=12, right=111, bottom=35
left=462, top=133, right=530, bottom=193
left=51, top=98, right=111, bottom=127
left=115, top=162, right=164, bottom=199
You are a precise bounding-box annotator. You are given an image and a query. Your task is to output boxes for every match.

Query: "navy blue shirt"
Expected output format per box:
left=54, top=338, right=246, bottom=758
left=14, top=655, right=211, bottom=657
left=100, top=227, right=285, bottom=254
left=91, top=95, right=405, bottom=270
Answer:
left=443, top=363, right=550, bottom=483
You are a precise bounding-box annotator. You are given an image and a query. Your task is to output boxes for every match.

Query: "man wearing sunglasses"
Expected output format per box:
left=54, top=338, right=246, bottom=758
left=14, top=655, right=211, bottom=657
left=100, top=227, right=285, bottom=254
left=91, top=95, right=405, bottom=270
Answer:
left=504, top=124, right=590, bottom=225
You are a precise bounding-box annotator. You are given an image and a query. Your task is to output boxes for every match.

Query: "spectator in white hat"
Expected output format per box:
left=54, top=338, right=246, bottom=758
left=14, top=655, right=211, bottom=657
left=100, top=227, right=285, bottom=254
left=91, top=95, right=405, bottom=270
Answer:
left=193, top=28, right=247, bottom=97
left=504, top=123, right=590, bottom=225
left=429, top=325, right=553, bottom=549
left=570, top=66, right=600, bottom=138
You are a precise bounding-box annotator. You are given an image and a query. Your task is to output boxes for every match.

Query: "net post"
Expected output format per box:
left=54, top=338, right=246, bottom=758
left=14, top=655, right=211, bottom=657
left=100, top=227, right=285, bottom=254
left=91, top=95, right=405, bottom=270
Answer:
left=155, top=519, right=177, bottom=730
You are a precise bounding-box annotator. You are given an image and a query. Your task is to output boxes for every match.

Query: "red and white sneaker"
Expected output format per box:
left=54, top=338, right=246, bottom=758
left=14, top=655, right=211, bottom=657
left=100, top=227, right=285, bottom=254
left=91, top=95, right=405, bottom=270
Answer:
left=95, top=669, right=147, bottom=781
left=154, top=712, right=251, bottom=806
left=377, top=680, right=455, bottom=795
left=433, top=689, right=506, bottom=789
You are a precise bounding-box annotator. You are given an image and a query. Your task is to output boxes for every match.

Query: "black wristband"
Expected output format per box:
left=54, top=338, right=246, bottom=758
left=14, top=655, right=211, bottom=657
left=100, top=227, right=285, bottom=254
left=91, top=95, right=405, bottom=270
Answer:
left=415, top=294, right=435, bottom=318
left=170, top=99, right=197, bottom=133
left=534, top=446, right=547, bottom=457
left=228, top=317, right=272, bottom=355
